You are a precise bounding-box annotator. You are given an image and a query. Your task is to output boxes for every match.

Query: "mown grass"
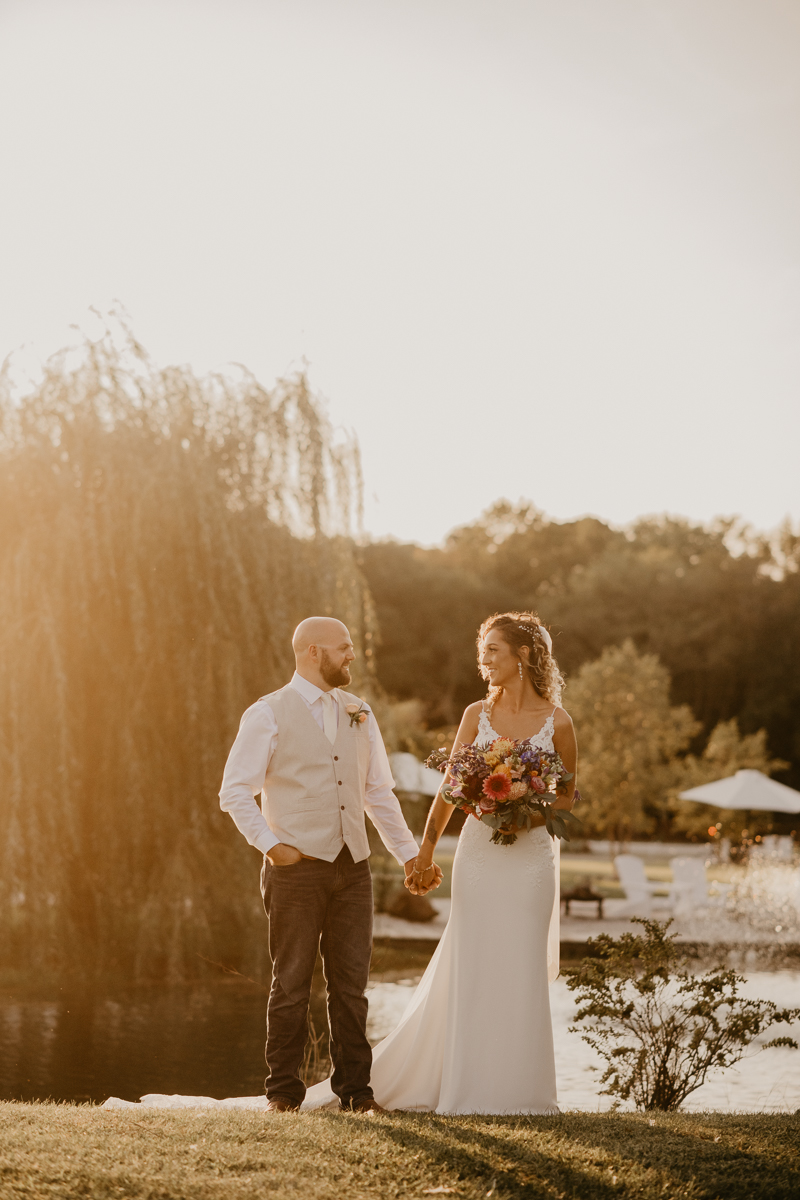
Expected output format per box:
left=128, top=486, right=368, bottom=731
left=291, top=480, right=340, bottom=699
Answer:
left=1, top=1103, right=797, bottom=1200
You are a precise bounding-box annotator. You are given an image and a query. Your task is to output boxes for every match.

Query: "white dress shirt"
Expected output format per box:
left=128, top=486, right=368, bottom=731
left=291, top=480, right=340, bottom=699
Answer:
left=219, top=672, right=419, bottom=866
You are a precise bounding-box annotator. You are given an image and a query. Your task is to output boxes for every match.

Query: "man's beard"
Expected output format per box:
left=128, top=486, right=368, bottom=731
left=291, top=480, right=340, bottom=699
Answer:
left=319, top=649, right=351, bottom=688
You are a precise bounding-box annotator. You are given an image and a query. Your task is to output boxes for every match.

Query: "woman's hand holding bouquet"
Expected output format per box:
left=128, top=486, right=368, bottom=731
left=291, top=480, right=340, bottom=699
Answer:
left=426, top=738, right=582, bottom=846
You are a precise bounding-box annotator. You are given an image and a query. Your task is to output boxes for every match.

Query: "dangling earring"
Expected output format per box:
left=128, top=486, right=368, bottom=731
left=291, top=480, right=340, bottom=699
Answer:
left=518, top=661, right=524, bottom=680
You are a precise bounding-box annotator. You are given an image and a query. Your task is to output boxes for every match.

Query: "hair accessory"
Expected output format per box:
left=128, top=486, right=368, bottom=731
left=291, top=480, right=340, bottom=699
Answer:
left=518, top=622, right=553, bottom=653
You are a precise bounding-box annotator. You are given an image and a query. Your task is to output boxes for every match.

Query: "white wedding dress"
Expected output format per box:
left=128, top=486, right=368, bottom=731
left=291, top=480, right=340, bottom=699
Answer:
left=103, top=707, right=560, bottom=1115
left=304, top=704, right=561, bottom=1115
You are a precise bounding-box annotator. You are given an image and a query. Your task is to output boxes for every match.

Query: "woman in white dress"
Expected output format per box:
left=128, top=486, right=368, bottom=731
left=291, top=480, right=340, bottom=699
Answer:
left=305, top=610, right=578, bottom=1115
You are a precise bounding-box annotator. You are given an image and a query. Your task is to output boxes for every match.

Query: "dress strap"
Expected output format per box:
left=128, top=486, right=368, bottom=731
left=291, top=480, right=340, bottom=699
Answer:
left=540, top=707, right=557, bottom=738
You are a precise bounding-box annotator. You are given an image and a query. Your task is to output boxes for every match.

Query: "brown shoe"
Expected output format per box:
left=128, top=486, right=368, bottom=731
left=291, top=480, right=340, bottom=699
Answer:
left=342, top=1097, right=386, bottom=1114
left=266, top=1097, right=300, bottom=1113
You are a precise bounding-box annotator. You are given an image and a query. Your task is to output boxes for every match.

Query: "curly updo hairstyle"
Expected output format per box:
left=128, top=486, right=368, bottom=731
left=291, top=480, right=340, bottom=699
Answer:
left=478, top=611, right=565, bottom=708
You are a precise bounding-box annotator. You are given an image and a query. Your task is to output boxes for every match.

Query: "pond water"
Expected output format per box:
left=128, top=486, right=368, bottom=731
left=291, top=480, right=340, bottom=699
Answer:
left=2, top=967, right=799, bottom=1112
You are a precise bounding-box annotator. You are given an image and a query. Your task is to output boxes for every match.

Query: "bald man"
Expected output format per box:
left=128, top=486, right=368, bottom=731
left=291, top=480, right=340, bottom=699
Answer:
left=219, top=617, right=441, bottom=1113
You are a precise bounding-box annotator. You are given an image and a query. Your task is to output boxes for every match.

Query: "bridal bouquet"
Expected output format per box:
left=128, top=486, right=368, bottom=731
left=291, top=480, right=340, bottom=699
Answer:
left=425, top=739, right=582, bottom=846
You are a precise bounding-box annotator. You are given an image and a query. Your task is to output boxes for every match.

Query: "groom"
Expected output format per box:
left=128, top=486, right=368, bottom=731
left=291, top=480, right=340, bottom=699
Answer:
left=219, top=616, right=442, bottom=1113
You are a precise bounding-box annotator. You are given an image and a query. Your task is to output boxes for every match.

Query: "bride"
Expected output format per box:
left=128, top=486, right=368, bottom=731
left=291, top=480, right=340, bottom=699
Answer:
left=305, top=609, right=578, bottom=1114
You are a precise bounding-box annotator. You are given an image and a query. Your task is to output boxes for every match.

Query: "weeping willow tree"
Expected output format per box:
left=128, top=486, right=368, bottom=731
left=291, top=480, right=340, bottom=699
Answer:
left=0, top=319, right=373, bottom=981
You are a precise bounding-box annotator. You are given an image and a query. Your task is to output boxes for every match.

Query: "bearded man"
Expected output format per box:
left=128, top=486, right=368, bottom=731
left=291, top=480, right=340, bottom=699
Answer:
left=219, top=617, right=442, bottom=1114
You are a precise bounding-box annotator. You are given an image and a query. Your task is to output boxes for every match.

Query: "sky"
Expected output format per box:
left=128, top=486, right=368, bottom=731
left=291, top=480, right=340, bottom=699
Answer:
left=1, top=0, right=798, bottom=544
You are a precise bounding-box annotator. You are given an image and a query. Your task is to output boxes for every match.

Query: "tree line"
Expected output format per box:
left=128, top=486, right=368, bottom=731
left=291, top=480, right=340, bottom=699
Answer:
left=360, top=501, right=799, bottom=842
left=1, top=328, right=796, bottom=979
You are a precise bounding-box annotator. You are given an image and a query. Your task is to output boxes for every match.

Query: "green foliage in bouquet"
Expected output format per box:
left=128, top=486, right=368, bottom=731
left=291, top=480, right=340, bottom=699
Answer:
left=567, top=919, right=800, bottom=1111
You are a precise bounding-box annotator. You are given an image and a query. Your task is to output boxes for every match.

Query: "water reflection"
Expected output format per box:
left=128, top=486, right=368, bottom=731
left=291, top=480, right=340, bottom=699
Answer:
left=2, top=968, right=798, bottom=1111
left=365, top=980, right=415, bottom=1042
left=1, top=981, right=276, bottom=1103
left=0, top=965, right=419, bottom=1105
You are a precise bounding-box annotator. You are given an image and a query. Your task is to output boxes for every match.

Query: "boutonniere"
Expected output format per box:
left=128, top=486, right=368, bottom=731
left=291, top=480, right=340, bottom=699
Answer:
left=346, top=702, right=370, bottom=728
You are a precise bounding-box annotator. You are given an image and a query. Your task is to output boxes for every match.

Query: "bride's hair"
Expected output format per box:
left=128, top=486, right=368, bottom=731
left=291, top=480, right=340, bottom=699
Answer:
left=478, top=611, right=564, bottom=708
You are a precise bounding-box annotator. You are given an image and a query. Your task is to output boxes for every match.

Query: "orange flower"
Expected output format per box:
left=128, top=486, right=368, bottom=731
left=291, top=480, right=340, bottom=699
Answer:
left=483, top=773, right=512, bottom=801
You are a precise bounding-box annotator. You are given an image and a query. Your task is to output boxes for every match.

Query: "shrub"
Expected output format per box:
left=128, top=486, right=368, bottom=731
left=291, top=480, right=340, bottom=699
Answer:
left=567, top=918, right=800, bottom=1111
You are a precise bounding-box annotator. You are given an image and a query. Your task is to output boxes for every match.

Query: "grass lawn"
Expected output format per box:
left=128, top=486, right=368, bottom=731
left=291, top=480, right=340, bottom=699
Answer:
left=1, top=1104, right=797, bottom=1200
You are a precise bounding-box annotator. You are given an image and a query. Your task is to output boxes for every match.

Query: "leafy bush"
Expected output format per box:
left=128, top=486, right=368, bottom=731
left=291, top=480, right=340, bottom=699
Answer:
left=567, top=919, right=800, bottom=1111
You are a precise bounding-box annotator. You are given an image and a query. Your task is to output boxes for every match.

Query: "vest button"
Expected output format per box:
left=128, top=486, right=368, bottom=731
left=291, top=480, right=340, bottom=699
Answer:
left=338, top=780, right=342, bottom=785
left=334, top=756, right=338, bottom=761
left=341, top=805, right=345, bottom=810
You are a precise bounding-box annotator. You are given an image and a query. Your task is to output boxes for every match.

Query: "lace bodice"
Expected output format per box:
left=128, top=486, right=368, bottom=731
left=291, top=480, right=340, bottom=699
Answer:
left=475, top=704, right=556, bottom=753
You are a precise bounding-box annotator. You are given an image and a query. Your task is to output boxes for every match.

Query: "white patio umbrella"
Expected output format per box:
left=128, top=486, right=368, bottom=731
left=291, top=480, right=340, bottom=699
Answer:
left=679, top=769, right=800, bottom=813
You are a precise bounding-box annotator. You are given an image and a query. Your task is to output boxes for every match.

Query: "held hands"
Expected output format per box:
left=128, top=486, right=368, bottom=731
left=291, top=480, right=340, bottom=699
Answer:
left=268, top=844, right=438, bottom=887
left=404, top=857, right=444, bottom=896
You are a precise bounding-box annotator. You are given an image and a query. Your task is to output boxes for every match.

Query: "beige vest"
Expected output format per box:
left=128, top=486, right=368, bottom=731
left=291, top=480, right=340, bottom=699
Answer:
left=260, top=685, right=371, bottom=863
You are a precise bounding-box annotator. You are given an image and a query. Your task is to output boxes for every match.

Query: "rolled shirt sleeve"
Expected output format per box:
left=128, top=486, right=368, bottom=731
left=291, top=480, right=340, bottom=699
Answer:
left=218, top=701, right=281, bottom=856
left=363, top=713, right=420, bottom=866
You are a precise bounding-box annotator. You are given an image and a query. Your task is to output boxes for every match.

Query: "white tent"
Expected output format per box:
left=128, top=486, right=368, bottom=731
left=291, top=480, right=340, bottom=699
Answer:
left=679, top=769, right=800, bottom=813
left=389, top=752, right=442, bottom=797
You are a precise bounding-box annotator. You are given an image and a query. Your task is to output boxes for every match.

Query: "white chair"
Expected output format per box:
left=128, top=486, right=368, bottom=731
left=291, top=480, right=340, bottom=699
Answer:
left=759, top=835, right=795, bottom=861
left=668, top=856, right=730, bottom=916
left=613, top=854, right=668, bottom=917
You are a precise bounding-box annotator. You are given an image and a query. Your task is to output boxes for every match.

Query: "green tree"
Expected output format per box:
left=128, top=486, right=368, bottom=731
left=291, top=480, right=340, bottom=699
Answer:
left=566, top=641, right=698, bottom=842
left=362, top=501, right=800, bottom=796
left=544, top=514, right=800, bottom=792
left=358, top=540, right=507, bottom=725
left=669, top=719, right=788, bottom=840
left=445, top=499, right=623, bottom=598
left=0, top=320, right=369, bottom=981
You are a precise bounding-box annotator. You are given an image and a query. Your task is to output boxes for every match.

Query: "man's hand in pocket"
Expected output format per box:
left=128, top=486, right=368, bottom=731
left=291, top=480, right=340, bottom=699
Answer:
left=267, top=843, right=303, bottom=867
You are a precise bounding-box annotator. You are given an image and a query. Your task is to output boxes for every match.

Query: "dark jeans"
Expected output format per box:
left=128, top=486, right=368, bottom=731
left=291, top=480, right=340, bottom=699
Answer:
left=260, top=845, right=374, bottom=1108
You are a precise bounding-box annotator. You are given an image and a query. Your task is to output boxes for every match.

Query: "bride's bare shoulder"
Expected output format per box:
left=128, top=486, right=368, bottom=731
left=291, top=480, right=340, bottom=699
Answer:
left=552, top=705, right=574, bottom=731
left=458, top=701, right=484, bottom=738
